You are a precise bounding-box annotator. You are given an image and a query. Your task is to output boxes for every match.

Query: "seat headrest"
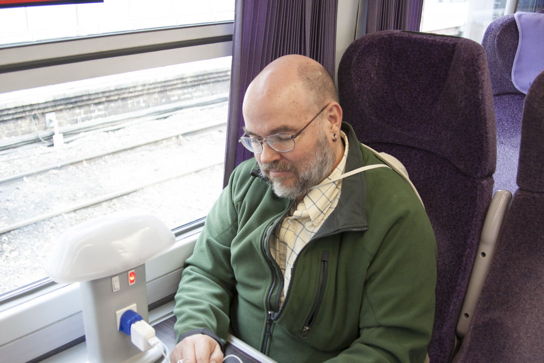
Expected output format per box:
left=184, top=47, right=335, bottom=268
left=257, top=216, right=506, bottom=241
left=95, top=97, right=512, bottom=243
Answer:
left=482, top=15, right=520, bottom=95
left=517, top=71, right=544, bottom=192
left=511, top=12, right=544, bottom=94
left=338, top=30, right=496, bottom=178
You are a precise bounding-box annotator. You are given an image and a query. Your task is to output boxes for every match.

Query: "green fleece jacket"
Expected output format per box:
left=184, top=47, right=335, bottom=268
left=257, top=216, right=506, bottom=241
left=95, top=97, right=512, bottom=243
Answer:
left=174, top=122, right=437, bottom=363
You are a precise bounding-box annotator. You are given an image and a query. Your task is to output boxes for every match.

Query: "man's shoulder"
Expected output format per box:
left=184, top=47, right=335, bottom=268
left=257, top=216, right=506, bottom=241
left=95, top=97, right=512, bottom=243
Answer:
left=358, top=144, right=426, bottom=212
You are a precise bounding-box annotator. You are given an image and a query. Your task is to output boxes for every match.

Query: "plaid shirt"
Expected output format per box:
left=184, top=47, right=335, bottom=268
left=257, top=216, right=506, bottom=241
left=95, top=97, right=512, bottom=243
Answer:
left=270, top=132, right=348, bottom=301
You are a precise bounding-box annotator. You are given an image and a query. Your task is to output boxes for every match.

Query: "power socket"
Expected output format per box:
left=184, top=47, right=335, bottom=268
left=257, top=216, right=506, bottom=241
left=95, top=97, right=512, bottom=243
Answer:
left=116, top=303, right=138, bottom=330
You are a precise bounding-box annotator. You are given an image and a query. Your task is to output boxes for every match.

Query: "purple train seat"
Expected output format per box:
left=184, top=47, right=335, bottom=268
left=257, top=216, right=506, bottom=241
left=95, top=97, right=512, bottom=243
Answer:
left=338, top=30, right=496, bottom=363
left=454, top=70, right=544, bottom=363
left=483, top=13, right=544, bottom=193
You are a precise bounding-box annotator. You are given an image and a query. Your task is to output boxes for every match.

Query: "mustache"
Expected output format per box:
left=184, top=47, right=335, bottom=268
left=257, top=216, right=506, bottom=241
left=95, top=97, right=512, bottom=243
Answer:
left=259, top=160, right=295, bottom=174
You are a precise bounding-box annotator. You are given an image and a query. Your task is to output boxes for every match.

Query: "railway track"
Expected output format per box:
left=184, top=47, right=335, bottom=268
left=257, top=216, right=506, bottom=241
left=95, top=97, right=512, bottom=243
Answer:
left=0, top=68, right=230, bottom=140
left=0, top=94, right=228, bottom=152
left=0, top=118, right=225, bottom=185
left=0, top=100, right=228, bottom=236
left=0, top=160, right=224, bottom=236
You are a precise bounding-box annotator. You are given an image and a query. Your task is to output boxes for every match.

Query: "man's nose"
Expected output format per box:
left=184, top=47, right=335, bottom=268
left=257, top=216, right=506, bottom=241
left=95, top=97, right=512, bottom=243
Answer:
left=258, top=142, right=281, bottom=164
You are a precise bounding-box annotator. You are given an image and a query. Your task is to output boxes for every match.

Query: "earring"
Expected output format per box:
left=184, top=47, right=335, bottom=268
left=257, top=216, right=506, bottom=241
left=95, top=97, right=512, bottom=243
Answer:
left=332, top=133, right=338, bottom=142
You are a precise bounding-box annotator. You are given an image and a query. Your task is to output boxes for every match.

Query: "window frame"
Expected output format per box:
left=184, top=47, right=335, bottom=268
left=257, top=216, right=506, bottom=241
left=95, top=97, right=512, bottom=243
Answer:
left=0, top=20, right=232, bottom=361
left=0, top=21, right=233, bottom=93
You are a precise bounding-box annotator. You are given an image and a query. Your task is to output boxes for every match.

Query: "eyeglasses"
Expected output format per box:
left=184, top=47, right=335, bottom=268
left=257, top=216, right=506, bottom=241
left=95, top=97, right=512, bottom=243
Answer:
left=239, top=103, right=329, bottom=154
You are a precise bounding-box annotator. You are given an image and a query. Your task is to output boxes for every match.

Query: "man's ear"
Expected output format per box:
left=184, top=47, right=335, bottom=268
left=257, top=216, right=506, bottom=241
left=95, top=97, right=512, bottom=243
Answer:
left=326, top=102, right=343, bottom=131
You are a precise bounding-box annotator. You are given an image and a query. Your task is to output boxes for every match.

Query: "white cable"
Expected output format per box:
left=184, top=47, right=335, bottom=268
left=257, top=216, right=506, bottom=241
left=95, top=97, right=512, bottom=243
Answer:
left=160, top=340, right=170, bottom=362
left=310, top=164, right=390, bottom=189
left=223, top=354, right=244, bottom=363
left=129, top=318, right=169, bottom=362
left=148, top=336, right=169, bottom=363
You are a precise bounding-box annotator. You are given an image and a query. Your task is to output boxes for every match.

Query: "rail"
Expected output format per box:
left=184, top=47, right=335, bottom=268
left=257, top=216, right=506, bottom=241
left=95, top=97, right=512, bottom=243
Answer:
left=0, top=99, right=228, bottom=236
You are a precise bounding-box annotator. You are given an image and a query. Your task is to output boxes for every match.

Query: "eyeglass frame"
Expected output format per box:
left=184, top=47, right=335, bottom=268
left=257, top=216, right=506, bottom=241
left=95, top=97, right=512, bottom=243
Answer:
left=239, top=103, right=330, bottom=154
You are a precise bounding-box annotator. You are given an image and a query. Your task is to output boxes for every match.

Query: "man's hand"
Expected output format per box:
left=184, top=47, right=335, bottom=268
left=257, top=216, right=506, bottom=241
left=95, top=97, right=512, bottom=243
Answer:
left=170, top=334, right=224, bottom=363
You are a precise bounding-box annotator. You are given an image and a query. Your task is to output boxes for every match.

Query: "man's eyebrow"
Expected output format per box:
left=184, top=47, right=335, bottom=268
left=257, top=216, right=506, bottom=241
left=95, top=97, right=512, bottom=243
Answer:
left=243, top=125, right=297, bottom=136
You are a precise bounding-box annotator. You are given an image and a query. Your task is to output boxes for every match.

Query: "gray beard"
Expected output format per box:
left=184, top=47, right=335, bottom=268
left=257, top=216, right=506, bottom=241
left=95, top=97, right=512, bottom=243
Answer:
left=269, top=133, right=336, bottom=200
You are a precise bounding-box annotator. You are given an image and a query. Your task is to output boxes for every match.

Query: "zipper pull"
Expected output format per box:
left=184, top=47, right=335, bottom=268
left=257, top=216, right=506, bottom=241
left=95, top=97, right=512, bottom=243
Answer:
left=322, top=251, right=329, bottom=262
left=267, top=310, right=279, bottom=323
left=264, top=311, right=273, bottom=337
left=265, top=310, right=279, bottom=336
left=261, top=310, right=279, bottom=353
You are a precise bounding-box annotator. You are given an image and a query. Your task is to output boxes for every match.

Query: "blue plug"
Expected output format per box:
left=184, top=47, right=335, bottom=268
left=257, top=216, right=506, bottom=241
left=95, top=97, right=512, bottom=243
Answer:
left=119, top=309, right=143, bottom=335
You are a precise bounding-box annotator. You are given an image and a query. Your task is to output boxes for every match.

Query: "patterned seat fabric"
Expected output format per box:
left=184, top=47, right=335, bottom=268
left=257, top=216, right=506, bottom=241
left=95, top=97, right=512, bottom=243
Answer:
left=455, top=71, right=544, bottom=363
left=338, top=30, right=496, bottom=363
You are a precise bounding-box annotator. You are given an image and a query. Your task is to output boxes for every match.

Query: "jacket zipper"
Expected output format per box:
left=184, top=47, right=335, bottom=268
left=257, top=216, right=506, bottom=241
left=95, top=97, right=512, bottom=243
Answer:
left=301, top=251, right=329, bottom=336
left=259, top=205, right=292, bottom=354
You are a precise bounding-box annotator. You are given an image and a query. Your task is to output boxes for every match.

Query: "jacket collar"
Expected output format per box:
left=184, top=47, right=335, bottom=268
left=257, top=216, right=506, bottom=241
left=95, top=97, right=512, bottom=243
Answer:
left=313, top=122, right=368, bottom=239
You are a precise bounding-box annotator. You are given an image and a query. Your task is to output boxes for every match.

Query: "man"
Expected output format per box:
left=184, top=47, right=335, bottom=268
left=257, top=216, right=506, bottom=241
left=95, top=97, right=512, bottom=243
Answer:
left=171, top=54, right=436, bottom=363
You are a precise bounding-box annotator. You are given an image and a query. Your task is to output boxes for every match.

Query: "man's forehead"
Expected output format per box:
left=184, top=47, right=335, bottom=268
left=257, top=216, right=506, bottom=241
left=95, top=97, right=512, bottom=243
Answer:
left=243, top=97, right=312, bottom=136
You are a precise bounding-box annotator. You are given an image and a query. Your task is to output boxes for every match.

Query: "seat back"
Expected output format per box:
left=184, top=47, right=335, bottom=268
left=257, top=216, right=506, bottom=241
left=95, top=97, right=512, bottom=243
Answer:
left=455, top=70, right=544, bottom=362
left=482, top=15, right=524, bottom=193
left=338, top=31, right=496, bottom=363
left=482, top=15, right=520, bottom=96
left=482, top=13, right=544, bottom=192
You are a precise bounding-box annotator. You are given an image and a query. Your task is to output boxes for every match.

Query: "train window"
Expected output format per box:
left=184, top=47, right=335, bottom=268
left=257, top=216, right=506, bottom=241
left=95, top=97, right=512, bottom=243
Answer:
left=0, top=5, right=233, bottom=360
left=0, top=0, right=234, bottom=292
left=0, top=57, right=230, bottom=298
left=421, top=0, right=507, bottom=42
left=517, top=0, right=544, bottom=12
left=0, top=0, right=234, bottom=46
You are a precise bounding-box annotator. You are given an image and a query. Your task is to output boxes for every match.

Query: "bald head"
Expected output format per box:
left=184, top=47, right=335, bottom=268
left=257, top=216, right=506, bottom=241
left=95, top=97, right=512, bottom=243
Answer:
left=293, top=56, right=338, bottom=107
left=243, top=55, right=338, bottom=118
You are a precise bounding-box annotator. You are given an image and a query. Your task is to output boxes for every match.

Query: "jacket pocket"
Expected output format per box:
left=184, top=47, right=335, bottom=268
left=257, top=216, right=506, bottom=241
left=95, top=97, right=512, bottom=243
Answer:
left=301, top=251, right=329, bottom=337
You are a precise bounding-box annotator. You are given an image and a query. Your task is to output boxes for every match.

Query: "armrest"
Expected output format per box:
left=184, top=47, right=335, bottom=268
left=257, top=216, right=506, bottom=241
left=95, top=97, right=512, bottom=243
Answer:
left=456, top=189, right=513, bottom=338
